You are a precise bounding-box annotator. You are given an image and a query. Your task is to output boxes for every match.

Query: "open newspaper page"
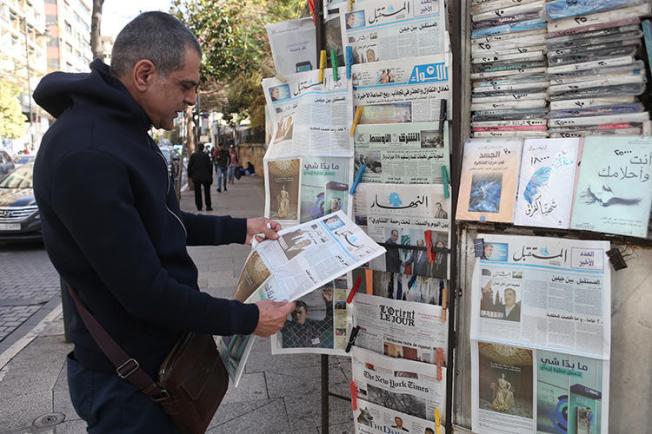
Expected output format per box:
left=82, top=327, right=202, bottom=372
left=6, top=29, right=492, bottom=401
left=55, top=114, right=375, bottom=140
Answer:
left=271, top=275, right=351, bottom=355
left=352, top=346, right=446, bottom=424
left=471, top=341, right=610, bottom=434
left=266, top=17, right=317, bottom=78
left=354, top=398, right=437, bottom=434
left=470, top=234, right=611, bottom=360
left=353, top=293, right=448, bottom=365
left=355, top=121, right=450, bottom=184
left=255, top=210, right=385, bottom=302
left=340, top=0, right=447, bottom=63
left=352, top=54, right=451, bottom=124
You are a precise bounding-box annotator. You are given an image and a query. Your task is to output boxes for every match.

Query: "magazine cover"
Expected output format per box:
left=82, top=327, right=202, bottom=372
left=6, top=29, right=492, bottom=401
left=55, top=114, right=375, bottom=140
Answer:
left=571, top=136, right=652, bottom=238
left=456, top=138, right=523, bottom=223
left=514, top=138, right=581, bottom=229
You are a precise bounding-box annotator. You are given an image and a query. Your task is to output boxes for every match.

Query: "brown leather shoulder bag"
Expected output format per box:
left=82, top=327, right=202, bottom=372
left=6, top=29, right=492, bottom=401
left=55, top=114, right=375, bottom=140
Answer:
left=68, top=287, right=228, bottom=434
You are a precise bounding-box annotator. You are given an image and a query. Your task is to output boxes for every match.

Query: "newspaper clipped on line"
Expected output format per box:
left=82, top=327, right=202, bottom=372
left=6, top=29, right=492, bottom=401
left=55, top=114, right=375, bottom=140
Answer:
left=218, top=211, right=386, bottom=386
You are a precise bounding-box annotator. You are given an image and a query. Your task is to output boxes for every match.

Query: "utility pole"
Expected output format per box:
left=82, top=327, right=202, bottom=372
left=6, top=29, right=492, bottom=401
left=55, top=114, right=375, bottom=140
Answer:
left=22, top=17, right=34, bottom=149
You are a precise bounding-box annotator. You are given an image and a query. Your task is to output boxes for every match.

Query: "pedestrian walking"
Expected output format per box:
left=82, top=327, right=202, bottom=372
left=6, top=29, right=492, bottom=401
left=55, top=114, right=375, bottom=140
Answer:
left=188, top=144, right=213, bottom=211
left=227, top=145, right=239, bottom=185
left=211, top=142, right=229, bottom=192
left=32, top=12, right=294, bottom=434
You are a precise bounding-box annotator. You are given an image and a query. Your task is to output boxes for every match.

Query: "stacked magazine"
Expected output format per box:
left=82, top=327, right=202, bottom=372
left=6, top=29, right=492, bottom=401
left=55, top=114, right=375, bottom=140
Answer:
left=470, top=0, right=549, bottom=139
left=545, top=0, right=652, bottom=137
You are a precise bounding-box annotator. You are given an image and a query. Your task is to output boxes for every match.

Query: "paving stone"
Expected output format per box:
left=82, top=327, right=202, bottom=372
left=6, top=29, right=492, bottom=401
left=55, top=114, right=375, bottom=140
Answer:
left=267, top=363, right=348, bottom=399
left=55, top=419, right=87, bottom=434
left=208, top=398, right=290, bottom=434
left=222, top=372, right=268, bottom=404
left=0, top=391, right=53, bottom=432
left=284, top=389, right=353, bottom=433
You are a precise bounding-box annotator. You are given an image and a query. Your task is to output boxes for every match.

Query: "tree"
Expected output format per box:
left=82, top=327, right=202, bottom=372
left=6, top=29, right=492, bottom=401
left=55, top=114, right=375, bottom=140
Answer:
left=90, top=0, right=105, bottom=59
left=0, top=80, right=27, bottom=140
left=173, top=0, right=306, bottom=131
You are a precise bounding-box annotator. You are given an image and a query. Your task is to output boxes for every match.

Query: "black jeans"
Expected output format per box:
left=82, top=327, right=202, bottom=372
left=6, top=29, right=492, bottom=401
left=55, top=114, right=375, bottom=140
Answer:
left=67, top=353, right=179, bottom=433
left=193, top=179, right=212, bottom=210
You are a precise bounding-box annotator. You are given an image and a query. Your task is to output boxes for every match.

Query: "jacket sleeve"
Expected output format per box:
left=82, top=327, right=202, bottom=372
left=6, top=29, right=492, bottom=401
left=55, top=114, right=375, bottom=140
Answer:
left=180, top=211, right=247, bottom=246
left=51, top=150, right=258, bottom=336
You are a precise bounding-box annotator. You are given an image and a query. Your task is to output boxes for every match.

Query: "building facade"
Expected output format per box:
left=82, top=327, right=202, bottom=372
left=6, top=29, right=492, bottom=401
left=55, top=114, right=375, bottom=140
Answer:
left=45, top=0, right=92, bottom=73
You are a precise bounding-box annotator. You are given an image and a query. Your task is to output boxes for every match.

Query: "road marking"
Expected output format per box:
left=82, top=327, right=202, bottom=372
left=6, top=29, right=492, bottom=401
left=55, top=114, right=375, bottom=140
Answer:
left=0, top=303, right=62, bottom=370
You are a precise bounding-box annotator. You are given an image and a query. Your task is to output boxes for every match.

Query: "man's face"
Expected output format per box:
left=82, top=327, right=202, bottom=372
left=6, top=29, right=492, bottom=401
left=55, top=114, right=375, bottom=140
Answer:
left=293, top=306, right=307, bottom=325
left=390, top=230, right=398, bottom=242
left=484, top=244, right=493, bottom=258
left=141, top=47, right=200, bottom=130
left=504, top=289, right=516, bottom=308
left=271, top=87, right=280, bottom=100
left=416, top=239, right=424, bottom=247
left=394, top=417, right=403, bottom=428
left=435, top=203, right=442, bottom=211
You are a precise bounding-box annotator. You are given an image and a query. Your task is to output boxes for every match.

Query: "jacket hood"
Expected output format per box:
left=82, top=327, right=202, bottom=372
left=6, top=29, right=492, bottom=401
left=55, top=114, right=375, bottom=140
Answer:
left=33, top=59, right=151, bottom=131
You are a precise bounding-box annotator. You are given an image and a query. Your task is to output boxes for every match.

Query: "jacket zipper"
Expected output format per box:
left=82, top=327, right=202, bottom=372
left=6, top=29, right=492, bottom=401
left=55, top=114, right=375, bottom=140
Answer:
left=152, top=141, right=188, bottom=239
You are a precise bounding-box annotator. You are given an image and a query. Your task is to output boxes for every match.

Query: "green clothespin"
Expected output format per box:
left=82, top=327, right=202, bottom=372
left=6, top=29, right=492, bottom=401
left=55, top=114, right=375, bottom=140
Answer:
left=441, top=165, right=450, bottom=199
left=331, top=49, right=339, bottom=81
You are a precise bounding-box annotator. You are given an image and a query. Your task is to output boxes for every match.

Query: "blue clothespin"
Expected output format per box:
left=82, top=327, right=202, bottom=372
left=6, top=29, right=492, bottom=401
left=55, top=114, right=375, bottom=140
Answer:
left=350, top=164, right=366, bottom=194
left=441, top=165, right=450, bottom=199
left=346, top=46, right=353, bottom=79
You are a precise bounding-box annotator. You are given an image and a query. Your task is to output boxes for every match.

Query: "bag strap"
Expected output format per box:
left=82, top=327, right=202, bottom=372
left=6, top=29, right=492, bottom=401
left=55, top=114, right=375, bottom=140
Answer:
left=67, top=286, right=170, bottom=402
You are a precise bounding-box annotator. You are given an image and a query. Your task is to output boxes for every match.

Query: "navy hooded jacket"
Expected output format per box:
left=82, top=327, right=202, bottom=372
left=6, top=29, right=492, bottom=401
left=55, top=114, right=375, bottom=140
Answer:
left=32, top=59, right=259, bottom=376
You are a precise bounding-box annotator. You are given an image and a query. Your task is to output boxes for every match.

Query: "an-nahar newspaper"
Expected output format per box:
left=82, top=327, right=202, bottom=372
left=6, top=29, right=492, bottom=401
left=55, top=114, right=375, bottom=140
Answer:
left=218, top=211, right=385, bottom=385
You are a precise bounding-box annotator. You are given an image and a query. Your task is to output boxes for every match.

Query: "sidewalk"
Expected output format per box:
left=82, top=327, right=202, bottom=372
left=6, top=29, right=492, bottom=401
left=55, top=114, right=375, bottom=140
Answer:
left=0, top=175, right=354, bottom=434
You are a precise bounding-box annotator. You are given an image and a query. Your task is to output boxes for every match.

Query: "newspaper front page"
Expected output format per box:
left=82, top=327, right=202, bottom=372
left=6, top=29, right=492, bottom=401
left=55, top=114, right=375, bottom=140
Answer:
left=271, top=275, right=351, bottom=355
left=353, top=293, right=448, bottom=364
left=354, top=121, right=450, bottom=184
left=471, top=340, right=610, bottom=434
left=340, top=0, right=447, bottom=64
left=352, top=346, right=446, bottom=423
left=352, top=54, right=451, bottom=123
left=354, top=398, right=437, bottom=434
left=262, top=67, right=353, bottom=158
left=470, top=234, right=612, bottom=360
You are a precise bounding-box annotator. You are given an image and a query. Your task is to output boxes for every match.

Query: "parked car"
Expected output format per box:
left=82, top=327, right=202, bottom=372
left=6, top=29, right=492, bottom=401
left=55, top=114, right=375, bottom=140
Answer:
left=0, top=162, right=41, bottom=241
left=13, top=155, right=36, bottom=167
left=0, top=150, right=15, bottom=177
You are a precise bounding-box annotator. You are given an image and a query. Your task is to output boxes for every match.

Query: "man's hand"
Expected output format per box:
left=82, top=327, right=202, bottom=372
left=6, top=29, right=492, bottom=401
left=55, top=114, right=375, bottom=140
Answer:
left=253, top=300, right=296, bottom=337
left=246, top=217, right=281, bottom=245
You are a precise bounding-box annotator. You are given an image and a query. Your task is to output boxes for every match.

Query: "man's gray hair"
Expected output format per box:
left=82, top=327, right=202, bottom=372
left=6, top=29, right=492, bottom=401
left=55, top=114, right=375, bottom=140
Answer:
left=111, top=11, right=201, bottom=77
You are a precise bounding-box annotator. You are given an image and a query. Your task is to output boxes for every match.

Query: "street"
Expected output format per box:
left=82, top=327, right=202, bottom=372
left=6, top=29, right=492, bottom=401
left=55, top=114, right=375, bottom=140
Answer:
left=0, top=242, right=60, bottom=348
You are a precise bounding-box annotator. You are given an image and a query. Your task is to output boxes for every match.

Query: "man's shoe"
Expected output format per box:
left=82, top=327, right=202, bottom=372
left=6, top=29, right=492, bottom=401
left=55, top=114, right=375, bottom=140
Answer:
left=206, top=207, right=213, bottom=211
left=217, top=188, right=221, bottom=192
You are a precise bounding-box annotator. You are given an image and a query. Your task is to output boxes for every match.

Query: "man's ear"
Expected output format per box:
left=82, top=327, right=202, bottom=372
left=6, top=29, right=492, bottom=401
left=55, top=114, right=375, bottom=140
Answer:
left=132, top=59, right=157, bottom=92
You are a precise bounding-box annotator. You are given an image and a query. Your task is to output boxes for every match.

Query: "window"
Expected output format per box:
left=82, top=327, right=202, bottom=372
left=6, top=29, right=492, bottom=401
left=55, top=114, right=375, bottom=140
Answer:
left=65, top=42, right=72, bottom=53
left=64, top=20, right=71, bottom=33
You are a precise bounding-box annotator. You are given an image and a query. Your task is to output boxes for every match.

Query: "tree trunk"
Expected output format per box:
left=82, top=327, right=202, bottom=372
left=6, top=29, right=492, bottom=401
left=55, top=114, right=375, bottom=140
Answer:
left=90, top=0, right=105, bottom=60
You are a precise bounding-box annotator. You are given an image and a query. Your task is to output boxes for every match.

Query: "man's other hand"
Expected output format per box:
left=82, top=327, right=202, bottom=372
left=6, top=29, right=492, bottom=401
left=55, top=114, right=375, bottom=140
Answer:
left=253, top=300, right=296, bottom=337
left=246, top=217, right=281, bottom=245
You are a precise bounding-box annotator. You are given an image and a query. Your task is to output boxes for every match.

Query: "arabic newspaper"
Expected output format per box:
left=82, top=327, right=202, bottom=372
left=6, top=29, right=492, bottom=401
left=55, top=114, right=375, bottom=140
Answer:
left=352, top=54, right=451, bottom=123
left=470, top=234, right=611, bottom=360
left=471, top=340, right=610, bottom=434
left=354, top=121, right=450, bottom=184
left=340, top=0, right=446, bottom=64
left=254, top=211, right=385, bottom=302
left=353, top=293, right=448, bottom=365
left=351, top=267, right=447, bottom=306
left=266, top=18, right=317, bottom=78
left=352, top=346, right=446, bottom=424
left=354, top=183, right=450, bottom=279
left=220, top=212, right=384, bottom=385
left=271, top=276, right=351, bottom=355
left=354, top=182, right=450, bottom=237
left=262, top=68, right=353, bottom=158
